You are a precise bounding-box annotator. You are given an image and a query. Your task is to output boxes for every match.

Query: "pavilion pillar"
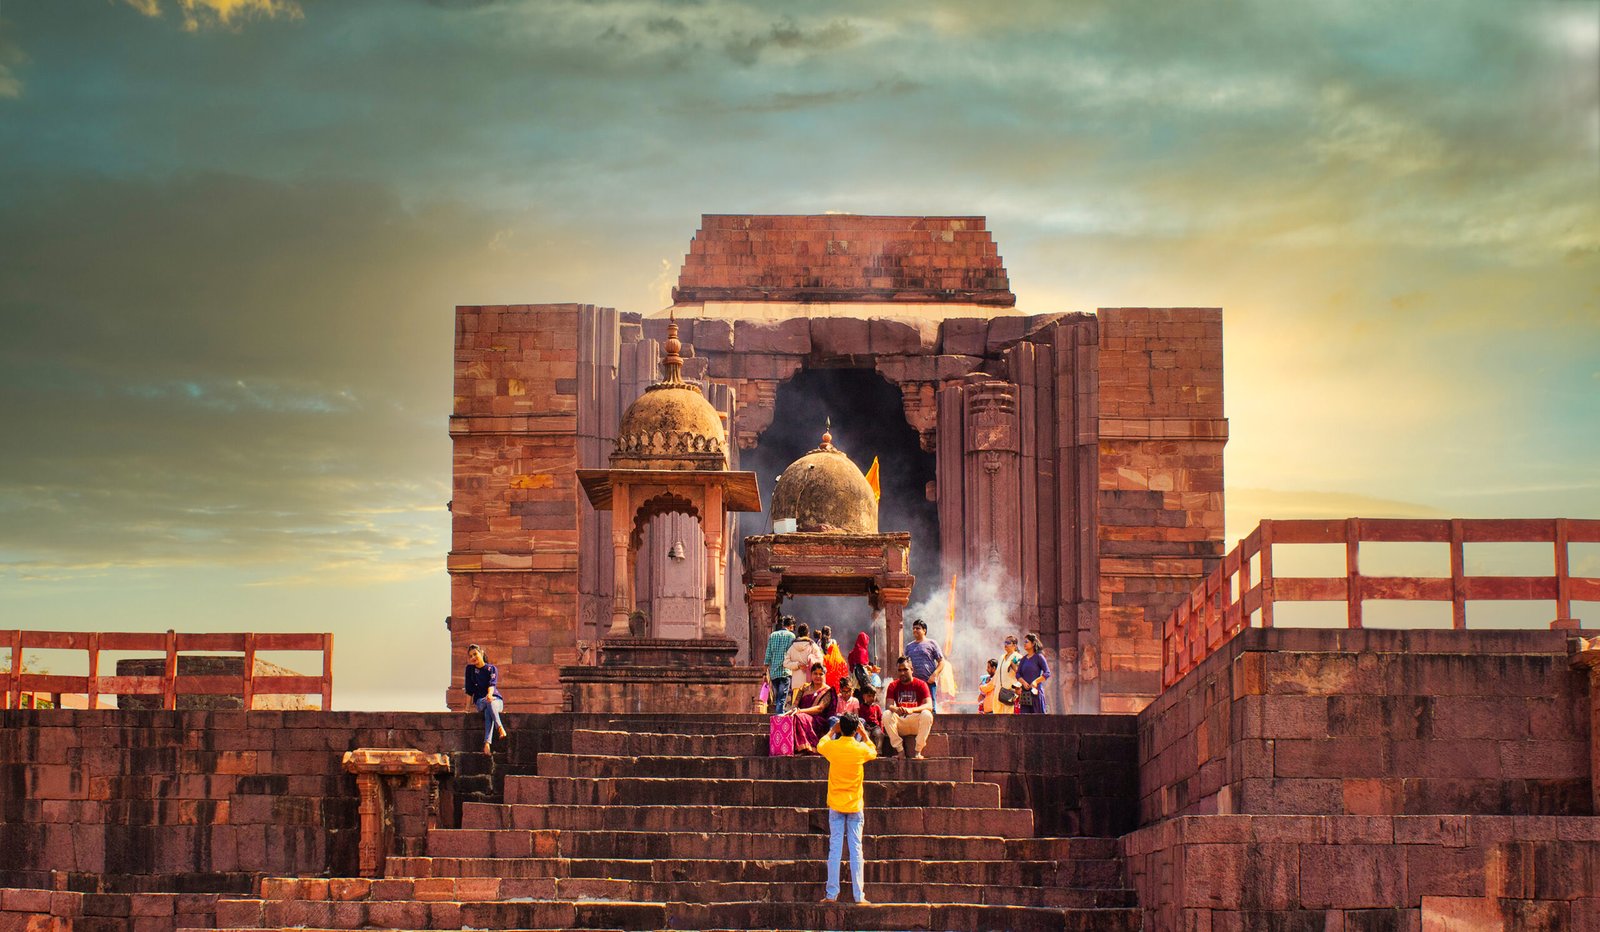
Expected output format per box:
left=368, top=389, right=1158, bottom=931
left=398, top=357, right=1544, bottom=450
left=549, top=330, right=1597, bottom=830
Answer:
left=747, top=586, right=779, bottom=665
left=702, top=485, right=726, bottom=637
left=608, top=488, right=633, bottom=637
left=881, top=587, right=911, bottom=673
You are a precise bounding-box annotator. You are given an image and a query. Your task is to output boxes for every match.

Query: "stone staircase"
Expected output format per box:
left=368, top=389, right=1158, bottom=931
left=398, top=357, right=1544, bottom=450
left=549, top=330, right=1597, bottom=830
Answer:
left=205, top=718, right=1140, bottom=931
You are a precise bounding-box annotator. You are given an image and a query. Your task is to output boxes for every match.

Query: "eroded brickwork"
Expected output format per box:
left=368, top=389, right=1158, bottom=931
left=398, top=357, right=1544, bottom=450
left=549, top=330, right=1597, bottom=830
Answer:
left=1096, top=307, right=1227, bottom=712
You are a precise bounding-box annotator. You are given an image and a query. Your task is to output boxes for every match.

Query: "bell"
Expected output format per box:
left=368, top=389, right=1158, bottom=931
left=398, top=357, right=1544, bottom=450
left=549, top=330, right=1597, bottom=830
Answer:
left=667, top=541, right=686, bottom=561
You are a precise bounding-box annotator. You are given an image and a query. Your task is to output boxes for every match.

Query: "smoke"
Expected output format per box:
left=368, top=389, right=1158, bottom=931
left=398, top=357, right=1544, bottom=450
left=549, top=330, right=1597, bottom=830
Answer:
left=900, top=558, right=1023, bottom=713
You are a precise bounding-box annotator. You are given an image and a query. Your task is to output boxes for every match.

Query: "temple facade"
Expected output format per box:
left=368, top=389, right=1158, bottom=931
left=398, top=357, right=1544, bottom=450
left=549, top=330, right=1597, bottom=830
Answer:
left=448, top=215, right=1226, bottom=713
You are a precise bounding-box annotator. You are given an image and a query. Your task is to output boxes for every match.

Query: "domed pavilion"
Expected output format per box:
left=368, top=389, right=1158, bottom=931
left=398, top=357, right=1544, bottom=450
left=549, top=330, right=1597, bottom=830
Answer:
left=743, top=424, right=914, bottom=672
left=578, top=314, right=762, bottom=643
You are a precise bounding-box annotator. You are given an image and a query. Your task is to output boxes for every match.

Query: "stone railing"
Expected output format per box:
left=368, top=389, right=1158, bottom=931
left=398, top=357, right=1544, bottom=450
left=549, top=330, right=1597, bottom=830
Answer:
left=2, top=629, right=333, bottom=710
left=1162, top=518, right=1600, bottom=688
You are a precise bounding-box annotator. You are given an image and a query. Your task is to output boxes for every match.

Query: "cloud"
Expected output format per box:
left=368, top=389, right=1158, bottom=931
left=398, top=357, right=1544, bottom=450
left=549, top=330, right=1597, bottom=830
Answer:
left=122, top=0, right=304, bottom=31
left=0, top=24, right=25, bottom=98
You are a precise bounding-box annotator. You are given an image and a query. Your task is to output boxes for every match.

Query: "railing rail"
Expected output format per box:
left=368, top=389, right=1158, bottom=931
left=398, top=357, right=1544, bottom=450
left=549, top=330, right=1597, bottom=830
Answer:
left=2, top=629, right=333, bottom=710
left=1162, top=518, right=1600, bottom=688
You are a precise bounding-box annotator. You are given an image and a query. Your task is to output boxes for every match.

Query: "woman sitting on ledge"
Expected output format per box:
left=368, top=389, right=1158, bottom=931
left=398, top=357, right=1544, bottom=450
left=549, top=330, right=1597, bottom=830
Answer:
left=790, top=662, right=837, bottom=754
left=464, top=644, right=508, bottom=754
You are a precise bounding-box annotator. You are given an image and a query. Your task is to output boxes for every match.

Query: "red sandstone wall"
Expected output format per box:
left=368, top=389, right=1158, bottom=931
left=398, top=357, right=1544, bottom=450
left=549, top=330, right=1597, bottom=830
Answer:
left=1138, top=628, right=1592, bottom=824
left=1096, top=308, right=1226, bottom=713
left=1123, top=813, right=1600, bottom=931
left=449, top=304, right=586, bottom=712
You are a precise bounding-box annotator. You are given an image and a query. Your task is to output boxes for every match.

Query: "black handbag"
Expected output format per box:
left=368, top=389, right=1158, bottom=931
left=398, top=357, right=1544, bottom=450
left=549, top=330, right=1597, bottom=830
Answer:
left=997, top=686, right=1017, bottom=705
left=1018, top=688, right=1037, bottom=709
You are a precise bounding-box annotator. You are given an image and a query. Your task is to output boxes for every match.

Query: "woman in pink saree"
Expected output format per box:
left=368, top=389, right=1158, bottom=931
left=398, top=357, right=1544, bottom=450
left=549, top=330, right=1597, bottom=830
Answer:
left=790, top=663, right=837, bottom=754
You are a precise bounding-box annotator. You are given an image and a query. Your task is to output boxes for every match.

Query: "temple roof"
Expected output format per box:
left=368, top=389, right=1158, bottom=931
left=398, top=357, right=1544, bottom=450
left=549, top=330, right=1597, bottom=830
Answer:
left=672, top=214, right=1016, bottom=307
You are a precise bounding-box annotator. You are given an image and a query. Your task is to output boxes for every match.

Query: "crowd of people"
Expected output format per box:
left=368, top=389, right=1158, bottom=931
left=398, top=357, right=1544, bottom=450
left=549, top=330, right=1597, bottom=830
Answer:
left=763, top=616, right=1055, bottom=760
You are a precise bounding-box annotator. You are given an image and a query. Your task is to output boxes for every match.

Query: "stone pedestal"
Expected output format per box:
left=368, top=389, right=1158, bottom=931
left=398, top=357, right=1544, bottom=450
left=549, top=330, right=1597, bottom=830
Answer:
left=559, top=638, right=763, bottom=713
left=341, top=748, right=451, bottom=878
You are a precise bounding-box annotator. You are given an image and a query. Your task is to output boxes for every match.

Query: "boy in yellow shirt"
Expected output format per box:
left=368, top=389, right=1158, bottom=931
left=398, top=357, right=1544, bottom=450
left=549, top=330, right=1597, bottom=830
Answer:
left=817, top=713, right=877, bottom=903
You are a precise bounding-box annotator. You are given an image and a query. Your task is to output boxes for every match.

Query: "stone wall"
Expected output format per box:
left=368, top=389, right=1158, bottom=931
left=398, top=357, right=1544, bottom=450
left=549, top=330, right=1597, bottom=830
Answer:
left=448, top=304, right=586, bottom=712
left=1123, top=814, right=1600, bottom=932
left=1096, top=307, right=1227, bottom=713
left=1138, top=628, right=1592, bottom=824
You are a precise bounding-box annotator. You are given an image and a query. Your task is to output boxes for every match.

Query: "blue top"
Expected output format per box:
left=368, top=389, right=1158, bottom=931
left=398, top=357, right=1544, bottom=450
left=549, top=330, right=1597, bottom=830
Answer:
left=903, top=638, right=944, bottom=681
left=1016, top=652, right=1050, bottom=688
left=764, top=629, right=797, bottom=679
left=464, top=662, right=499, bottom=702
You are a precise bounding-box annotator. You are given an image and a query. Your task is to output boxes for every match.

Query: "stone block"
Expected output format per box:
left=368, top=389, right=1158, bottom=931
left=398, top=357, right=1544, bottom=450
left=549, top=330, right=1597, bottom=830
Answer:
left=940, top=318, right=987, bottom=356
left=732, top=318, right=810, bottom=354
left=1299, top=845, right=1407, bottom=908
left=810, top=317, right=869, bottom=357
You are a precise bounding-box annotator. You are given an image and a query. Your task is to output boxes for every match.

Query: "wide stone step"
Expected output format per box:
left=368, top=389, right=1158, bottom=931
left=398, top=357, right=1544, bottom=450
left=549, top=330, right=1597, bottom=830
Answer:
left=221, top=899, right=1139, bottom=931
left=568, top=728, right=952, bottom=759
left=426, top=828, right=1024, bottom=861
left=257, top=875, right=1132, bottom=909
left=460, top=802, right=1032, bottom=836
left=505, top=775, right=1001, bottom=809
left=537, top=751, right=972, bottom=782
left=385, top=855, right=1125, bottom=888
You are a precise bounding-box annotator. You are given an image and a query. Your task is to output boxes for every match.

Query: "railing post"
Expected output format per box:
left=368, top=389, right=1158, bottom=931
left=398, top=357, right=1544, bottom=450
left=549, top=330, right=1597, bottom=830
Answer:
left=242, top=633, right=257, bottom=712
left=163, top=629, right=178, bottom=711
left=86, top=632, right=101, bottom=711
left=1346, top=518, right=1363, bottom=629
left=1260, top=520, right=1275, bottom=628
left=1555, top=518, right=1573, bottom=627
left=5, top=630, right=20, bottom=710
left=1450, top=519, right=1467, bottom=629
left=321, top=633, right=334, bottom=712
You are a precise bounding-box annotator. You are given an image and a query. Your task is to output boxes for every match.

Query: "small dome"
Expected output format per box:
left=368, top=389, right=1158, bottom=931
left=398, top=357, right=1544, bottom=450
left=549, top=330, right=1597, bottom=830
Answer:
left=770, top=427, right=877, bottom=534
left=612, top=317, right=727, bottom=471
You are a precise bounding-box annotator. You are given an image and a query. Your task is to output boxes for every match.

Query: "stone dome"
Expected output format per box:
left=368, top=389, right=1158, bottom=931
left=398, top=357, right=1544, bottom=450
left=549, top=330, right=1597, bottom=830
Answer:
left=770, top=427, right=878, bottom=534
left=612, top=318, right=727, bottom=471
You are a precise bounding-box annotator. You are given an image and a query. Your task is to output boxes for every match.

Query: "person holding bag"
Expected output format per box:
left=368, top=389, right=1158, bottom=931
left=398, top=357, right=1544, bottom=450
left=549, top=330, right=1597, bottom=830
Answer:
left=1015, top=633, right=1050, bottom=714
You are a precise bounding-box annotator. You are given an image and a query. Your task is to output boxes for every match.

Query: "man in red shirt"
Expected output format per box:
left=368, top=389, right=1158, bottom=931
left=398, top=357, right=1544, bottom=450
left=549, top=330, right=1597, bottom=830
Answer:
left=880, top=658, right=934, bottom=760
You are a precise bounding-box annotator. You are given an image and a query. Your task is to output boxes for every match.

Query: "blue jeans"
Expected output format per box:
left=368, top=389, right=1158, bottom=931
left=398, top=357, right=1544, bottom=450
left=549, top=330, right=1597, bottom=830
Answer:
left=926, top=678, right=939, bottom=714
left=770, top=676, right=792, bottom=715
left=826, top=809, right=865, bottom=901
left=475, top=695, right=504, bottom=746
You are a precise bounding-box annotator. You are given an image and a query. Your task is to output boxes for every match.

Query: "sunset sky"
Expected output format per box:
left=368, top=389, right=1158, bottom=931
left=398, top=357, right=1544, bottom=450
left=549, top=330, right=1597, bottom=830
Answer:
left=1, top=0, right=1596, bottom=709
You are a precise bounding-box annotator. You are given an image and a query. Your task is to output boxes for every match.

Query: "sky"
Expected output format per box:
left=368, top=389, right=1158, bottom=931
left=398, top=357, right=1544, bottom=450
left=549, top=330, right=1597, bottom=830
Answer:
left=0, top=0, right=1596, bottom=710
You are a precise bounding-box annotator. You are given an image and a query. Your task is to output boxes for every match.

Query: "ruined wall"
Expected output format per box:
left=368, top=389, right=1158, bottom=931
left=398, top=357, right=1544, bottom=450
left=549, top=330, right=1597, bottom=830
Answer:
left=1138, top=628, right=1592, bottom=825
left=449, top=304, right=585, bottom=712
left=1096, top=307, right=1227, bottom=713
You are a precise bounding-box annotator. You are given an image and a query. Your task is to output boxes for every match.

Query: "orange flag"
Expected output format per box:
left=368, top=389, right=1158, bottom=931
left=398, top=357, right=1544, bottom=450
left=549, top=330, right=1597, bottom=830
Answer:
left=936, top=573, right=959, bottom=703
left=865, top=456, right=881, bottom=501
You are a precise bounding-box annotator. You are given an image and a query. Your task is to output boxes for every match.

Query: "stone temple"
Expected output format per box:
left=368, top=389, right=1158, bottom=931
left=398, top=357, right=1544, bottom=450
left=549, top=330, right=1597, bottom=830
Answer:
left=447, top=214, right=1227, bottom=715
left=3, top=214, right=1598, bottom=931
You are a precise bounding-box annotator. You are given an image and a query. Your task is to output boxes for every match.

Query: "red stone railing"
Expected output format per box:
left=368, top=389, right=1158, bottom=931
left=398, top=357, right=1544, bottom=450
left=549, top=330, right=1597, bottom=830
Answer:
left=1162, top=518, right=1600, bottom=688
left=2, top=630, right=333, bottom=710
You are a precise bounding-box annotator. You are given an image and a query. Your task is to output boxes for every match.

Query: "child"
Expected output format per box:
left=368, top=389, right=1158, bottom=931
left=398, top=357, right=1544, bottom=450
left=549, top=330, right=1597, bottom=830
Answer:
left=854, top=684, right=884, bottom=748
left=977, top=658, right=999, bottom=714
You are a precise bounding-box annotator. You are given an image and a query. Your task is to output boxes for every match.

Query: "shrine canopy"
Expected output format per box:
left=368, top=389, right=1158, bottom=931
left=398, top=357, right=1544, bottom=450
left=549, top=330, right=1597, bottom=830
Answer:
left=579, top=313, right=760, bottom=641
left=743, top=425, right=913, bottom=671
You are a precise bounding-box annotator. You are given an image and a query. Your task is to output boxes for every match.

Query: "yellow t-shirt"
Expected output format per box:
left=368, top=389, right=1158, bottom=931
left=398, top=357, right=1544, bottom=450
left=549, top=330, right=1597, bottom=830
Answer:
left=817, top=732, right=878, bottom=813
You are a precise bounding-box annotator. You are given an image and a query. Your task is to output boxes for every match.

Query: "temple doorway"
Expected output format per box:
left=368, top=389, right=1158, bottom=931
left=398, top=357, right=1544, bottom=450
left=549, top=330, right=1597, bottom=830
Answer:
left=740, top=368, right=939, bottom=654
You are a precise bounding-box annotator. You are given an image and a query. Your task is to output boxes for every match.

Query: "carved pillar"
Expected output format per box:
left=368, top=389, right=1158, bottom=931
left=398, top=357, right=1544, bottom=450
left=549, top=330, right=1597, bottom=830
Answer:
left=1572, top=638, right=1600, bottom=814
left=881, top=588, right=911, bottom=673
left=747, top=586, right=779, bottom=665
left=342, top=749, right=451, bottom=878
left=703, top=485, right=726, bottom=637
left=609, top=487, right=633, bottom=637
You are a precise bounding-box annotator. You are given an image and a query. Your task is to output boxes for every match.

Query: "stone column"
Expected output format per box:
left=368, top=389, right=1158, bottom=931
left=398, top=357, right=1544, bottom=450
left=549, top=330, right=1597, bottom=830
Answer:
left=1572, top=637, right=1600, bottom=814
left=609, top=502, right=633, bottom=637
left=747, top=588, right=778, bottom=665
left=703, top=484, right=726, bottom=637
left=881, top=588, right=911, bottom=673
left=352, top=772, right=386, bottom=878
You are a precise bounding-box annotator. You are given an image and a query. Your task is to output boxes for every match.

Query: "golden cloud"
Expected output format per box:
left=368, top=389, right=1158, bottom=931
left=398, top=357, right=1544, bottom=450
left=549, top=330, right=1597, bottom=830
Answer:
left=123, top=0, right=302, bottom=31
